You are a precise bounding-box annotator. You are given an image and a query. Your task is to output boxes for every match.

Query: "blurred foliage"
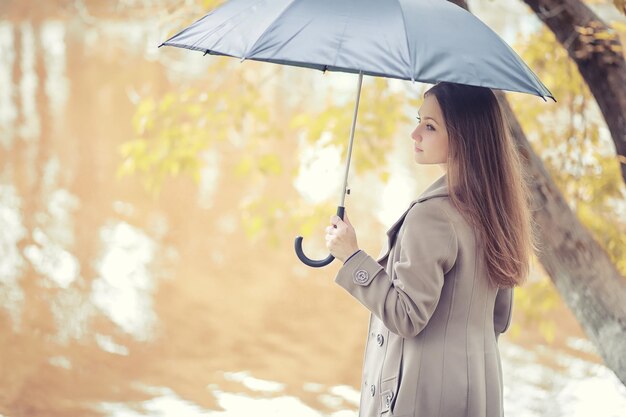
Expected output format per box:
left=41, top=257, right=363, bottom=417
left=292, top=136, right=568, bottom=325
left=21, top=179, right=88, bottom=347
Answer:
left=510, top=279, right=560, bottom=343
left=572, top=19, right=623, bottom=62
left=119, top=56, right=412, bottom=239
left=510, top=25, right=626, bottom=277
left=290, top=77, right=410, bottom=177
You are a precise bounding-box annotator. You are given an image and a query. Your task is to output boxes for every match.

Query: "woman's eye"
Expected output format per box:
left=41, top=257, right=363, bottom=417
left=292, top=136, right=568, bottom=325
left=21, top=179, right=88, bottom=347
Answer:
left=426, top=124, right=435, bottom=131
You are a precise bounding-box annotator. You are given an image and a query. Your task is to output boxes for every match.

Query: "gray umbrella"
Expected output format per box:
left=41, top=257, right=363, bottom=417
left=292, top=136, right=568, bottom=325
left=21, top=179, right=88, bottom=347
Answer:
left=161, top=0, right=554, bottom=267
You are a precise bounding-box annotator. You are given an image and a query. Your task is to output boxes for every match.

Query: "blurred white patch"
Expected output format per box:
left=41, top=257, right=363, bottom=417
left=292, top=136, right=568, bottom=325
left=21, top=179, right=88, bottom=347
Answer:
left=99, top=387, right=212, bottom=417
left=294, top=132, right=342, bottom=204
left=46, top=188, right=80, bottom=246
left=113, top=201, right=135, bottom=217
left=52, top=288, right=94, bottom=342
left=468, top=0, right=540, bottom=44
left=302, top=382, right=324, bottom=393
left=197, top=150, right=221, bottom=209
left=376, top=130, right=418, bottom=227
left=329, top=385, right=360, bottom=407
left=91, top=221, right=157, bottom=341
left=223, top=371, right=286, bottom=393
left=0, top=183, right=26, bottom=329
left=41, top=21, right=69, bottom=131
left=557, top=374, right=626, bottom=417
left=96, top=334, right=130, bottom=356
left=49, top=356, right=72, bottom=369
left=216, top=214, right=237, bottom=235
left=500, top=339, right=626, bottom=417
left=0, top=21, right=17, bottom=148
left=318, top=393, right=343, bottom=409
left=99, top=385, right=350, bottom=417
left=213, top=390, right=326, bottom=417
left=147, top=211, right=169, bottom=240
left=24, top=228, right=80, bottom=288
left=18, top=22, right=40, bottom=142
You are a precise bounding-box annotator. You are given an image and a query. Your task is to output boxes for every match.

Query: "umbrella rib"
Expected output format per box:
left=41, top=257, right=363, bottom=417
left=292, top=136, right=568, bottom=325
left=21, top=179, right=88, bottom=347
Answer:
left=332, top=12, right=351, bottom=69
left=244, top=0, right=300, bottom=58
left=396, top=0, right=414, bottom=82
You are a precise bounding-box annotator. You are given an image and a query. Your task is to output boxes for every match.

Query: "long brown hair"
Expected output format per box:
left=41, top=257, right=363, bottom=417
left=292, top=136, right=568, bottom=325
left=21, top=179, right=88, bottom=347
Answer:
left=425, top=82, right=535, bottom=288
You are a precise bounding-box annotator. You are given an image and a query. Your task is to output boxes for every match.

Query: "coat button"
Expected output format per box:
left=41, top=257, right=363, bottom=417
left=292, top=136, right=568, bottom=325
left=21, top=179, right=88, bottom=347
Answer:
left=354, top=269, right=369, bottom=284
left=376, top=334, right=384, bottom=346
left=370, top=384, right=376, bottom=396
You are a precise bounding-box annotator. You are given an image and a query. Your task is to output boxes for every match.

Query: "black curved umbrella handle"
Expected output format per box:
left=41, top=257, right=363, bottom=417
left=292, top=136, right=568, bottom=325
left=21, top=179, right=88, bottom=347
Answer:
left=295, top=206, right=345, bottom=268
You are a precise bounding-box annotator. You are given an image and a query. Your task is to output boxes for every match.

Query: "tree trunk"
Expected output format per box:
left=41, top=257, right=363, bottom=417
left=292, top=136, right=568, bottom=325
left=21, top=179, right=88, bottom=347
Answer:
left=499, top=93, right=626, bottom=386
left=447, top=0, right=626, bottom=386
left=522, top=0, right=626, bottom=185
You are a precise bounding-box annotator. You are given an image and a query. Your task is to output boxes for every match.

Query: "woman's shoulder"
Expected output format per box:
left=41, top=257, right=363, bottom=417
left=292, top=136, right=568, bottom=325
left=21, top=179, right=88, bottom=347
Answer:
left=402, top=197, right=457, bottom=241
left=407, top=195, right=456, bottom=224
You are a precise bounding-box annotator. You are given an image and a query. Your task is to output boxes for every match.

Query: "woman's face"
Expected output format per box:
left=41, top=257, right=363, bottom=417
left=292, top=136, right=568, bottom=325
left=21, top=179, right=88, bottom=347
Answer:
left=411, top=94, right=449, bottom=165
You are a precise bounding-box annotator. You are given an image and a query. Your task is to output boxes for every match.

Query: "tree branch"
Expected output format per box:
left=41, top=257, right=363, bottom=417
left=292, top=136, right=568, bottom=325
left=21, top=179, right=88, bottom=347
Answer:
left=522, top=0, right=626, bottom=185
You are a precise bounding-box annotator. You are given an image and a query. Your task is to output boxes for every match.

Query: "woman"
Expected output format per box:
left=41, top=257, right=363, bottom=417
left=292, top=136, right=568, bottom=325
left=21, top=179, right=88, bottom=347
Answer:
left=325, top=82, right=534, bottom=417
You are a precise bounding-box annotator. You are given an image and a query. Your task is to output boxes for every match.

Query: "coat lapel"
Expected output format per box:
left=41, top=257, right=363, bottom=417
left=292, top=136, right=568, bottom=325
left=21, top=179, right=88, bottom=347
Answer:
left=376, top=175, right=449, bottom=263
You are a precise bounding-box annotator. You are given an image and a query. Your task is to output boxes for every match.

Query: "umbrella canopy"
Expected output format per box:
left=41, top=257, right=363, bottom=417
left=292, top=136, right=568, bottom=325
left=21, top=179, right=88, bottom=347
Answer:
left=161, top=0, right=553, bottom=100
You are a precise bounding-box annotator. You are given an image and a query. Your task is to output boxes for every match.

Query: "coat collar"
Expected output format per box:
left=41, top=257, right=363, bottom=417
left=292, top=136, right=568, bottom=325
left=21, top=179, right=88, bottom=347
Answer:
left=377, top=175, right=449, bottom=264
left=384, top=174, right=449, bottom=239
left=415, top=173, right=449, bottom=203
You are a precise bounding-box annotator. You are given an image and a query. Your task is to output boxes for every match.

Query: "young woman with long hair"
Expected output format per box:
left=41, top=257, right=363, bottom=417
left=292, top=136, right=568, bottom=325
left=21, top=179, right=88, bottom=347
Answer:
left=325, top=82, right=535, bottom=417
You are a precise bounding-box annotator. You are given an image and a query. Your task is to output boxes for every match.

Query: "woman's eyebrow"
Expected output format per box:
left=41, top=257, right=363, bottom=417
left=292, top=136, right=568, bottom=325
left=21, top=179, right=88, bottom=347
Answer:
left=417, top=112, right=439, bottom=124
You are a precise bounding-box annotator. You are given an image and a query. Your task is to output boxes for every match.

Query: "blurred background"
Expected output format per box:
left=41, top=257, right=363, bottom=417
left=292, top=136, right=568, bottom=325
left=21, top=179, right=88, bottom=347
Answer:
left=0, top=0, right=625, bottom=416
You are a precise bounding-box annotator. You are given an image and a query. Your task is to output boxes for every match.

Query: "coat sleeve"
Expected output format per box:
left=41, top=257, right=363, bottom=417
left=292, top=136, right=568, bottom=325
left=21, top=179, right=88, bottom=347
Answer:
left=334, top=201, right=458, bottom=338
left=493, top=287, right=513, bottom=336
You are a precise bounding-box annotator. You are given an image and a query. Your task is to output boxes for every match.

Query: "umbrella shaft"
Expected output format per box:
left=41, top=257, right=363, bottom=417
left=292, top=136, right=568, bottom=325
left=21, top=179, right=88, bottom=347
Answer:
left=340, top=72, right=363, bottom=207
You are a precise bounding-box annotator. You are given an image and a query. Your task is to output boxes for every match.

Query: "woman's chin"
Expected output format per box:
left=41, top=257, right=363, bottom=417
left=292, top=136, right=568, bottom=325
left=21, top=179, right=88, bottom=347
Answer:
left=414, top=154, right=432, bottom=164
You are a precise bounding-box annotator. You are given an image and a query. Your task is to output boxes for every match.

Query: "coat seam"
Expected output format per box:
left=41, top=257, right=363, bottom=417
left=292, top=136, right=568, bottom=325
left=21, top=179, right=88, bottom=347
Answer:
left=435, top=209, right=458, bottom=417
left=436, top=262, right=457, bottom=417
left=360, top=314, right=374, bottom=414
left=465, top=234, right=478, bottom=417
left=481, top=273, right=489, bottom=416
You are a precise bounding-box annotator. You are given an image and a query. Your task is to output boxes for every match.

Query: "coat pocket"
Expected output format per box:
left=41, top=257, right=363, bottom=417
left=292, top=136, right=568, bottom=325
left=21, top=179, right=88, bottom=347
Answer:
left=380, top=375, right=399, bottom=415
left=380, top=337, right=403, bottom=415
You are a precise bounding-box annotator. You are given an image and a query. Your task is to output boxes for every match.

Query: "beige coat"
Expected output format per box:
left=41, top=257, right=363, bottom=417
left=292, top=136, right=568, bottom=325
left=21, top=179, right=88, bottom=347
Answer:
left=335, top=174, right=513, bottom=417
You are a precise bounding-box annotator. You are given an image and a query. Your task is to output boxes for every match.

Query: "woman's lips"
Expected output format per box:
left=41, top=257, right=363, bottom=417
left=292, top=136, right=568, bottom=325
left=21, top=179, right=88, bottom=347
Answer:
left=414, top=145, right=423, bottom=152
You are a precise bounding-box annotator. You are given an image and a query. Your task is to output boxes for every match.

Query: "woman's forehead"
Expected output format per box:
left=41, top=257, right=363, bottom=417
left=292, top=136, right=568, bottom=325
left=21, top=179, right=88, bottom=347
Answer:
left=419, top=95, right=444, bottom=121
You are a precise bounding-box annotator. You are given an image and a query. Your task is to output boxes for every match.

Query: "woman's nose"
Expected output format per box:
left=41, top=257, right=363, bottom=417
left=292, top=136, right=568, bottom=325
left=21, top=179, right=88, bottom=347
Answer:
left=411, top=127, right=420, bottom=141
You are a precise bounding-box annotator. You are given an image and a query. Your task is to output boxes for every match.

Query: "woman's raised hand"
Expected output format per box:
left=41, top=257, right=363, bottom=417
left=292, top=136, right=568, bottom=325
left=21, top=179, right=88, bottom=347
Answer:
left=325, top=211, right=360, bottom=263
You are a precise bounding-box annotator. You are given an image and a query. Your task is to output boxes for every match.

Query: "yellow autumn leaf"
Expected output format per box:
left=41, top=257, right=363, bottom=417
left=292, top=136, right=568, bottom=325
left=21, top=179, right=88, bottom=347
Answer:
left=258, top=154, right=282, bottom=175
left=234, top=157, right=253, bottom=177
left=159, top=93, right=176, bottom=112
left=243, top=215, right=264, bottom=239
left=594, top=30, right=617, bottom=41
left=611, top=21, right=626, bottom=33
